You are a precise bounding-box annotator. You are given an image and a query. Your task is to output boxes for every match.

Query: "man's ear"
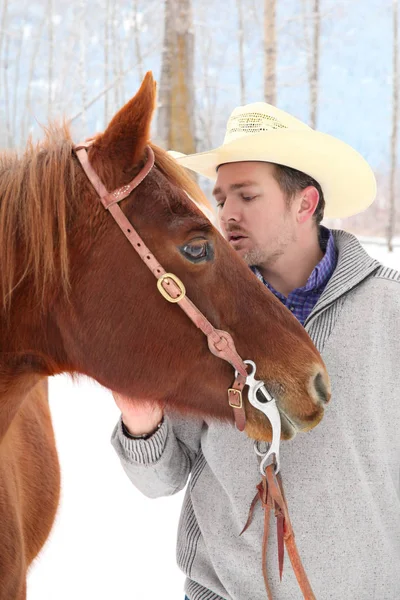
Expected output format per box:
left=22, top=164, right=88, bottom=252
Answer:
left=297, top=186, right=320, bottom=224
left=90, top=72, right=157, bottom=175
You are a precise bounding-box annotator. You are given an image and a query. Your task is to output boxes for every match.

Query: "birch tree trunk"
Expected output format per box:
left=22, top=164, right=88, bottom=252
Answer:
left=47, top=0, right=54, bottom=120
left=237, top=0, right=246, bottom=105
left=79, top=0, right=88, bottom=134
left=264, top=0, right=276, bottom=105
left=0, top=0, right=8, bottom=71
left=197, top=31, right=216, bottom=150
left=12, top=17, right=26, bottom=145
left=157, top=0, right=196, bottom=155
left=118, top=24, right=125, bottom=103
left=0, top=0, right=10, bottom=146
left=111, top=1, right=120, bottom=110
left=133, top=0, right=144, bottom=81
left=3, top=29, right=12, bottom=147
left=309, top=0, right=320, bottom=129
left=21, top=17, right=45, bottom=145
left=0, top=0, right=8, bottom=75
left=104, top=0, right=110, bottom=124
left=388, top=0, right=398, bottom=252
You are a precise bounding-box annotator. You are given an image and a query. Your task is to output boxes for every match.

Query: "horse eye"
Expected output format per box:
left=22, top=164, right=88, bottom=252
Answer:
left=182, top=241, right=209, bottom=261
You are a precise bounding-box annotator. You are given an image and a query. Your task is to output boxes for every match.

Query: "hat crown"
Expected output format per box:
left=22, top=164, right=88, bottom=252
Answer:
left=223, top=102, right=311, bottom=144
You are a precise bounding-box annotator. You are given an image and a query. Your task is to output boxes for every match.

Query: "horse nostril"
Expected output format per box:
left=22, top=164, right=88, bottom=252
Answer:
left=313, top=371, right=330, bottom=405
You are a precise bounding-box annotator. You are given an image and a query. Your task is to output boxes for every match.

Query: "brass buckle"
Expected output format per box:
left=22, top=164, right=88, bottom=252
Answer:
left=157, top=273, right=186, bottom=303
left=228, top=388, right=243, bottom=409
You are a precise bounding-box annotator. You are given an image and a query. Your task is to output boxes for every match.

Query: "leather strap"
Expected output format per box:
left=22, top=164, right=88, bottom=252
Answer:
left=75, top=141, right=155, bottom=207
left=241, top=465, right=316, bottom=599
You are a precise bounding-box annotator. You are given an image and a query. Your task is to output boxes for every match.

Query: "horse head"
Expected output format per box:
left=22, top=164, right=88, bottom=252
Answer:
left=0, top=73, right=330, bottom=442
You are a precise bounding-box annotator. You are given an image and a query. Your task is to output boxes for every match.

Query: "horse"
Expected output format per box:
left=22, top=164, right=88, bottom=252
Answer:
left=0, top=72, right=330, bottom=599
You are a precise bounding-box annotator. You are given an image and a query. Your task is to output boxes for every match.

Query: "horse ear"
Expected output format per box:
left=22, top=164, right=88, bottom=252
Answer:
left=95, top=72, right=156, bottom=169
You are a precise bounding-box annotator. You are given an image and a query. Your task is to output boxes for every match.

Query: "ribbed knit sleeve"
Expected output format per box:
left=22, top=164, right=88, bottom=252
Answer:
left=111, top=413, right=203, bottom=499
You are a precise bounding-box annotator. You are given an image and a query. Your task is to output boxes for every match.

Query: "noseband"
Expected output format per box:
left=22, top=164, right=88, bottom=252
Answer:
left=74, top=142, right=315, bottom=599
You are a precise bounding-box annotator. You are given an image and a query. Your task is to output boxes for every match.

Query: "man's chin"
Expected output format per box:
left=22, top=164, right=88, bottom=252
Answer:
left=242, top=249, right=263, bottom=266
left=228, top=240, right=264, bottom=266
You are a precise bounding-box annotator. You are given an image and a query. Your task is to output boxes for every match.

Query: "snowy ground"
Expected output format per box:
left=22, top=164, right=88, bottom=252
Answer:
left=27, top=239, right=400, bottom=600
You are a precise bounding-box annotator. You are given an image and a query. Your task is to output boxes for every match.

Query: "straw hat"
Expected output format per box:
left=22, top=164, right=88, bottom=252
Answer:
left=172, top=102, right=376, bottom=219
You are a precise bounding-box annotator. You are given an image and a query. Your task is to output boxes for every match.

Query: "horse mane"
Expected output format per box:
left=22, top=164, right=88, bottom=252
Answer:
left=0, top=124, right=213, bottom=312
left=0, top=124, right=74, bottom=311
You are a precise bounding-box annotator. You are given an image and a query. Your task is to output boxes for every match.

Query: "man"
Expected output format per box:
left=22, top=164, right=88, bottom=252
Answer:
left=111, top=102, right=400, bottom=600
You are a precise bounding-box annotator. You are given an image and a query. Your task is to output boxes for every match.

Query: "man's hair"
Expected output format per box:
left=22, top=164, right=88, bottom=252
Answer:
left=272, top=164, right=325, bottom=226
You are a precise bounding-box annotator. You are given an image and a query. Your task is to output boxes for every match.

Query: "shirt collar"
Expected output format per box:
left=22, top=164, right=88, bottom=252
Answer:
left=251, top=226, right=337, bottom=297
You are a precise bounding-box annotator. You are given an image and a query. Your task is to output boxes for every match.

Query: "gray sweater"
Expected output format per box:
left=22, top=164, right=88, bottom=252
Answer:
left=111, top=231, right=400, bottom=600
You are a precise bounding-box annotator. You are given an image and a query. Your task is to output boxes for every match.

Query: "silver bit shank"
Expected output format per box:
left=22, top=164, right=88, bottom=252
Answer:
left=238, top=360, right=281, bottom=474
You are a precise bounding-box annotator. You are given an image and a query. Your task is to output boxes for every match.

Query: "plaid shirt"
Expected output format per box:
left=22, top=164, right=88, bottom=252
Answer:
left=251, top=226, right=337, bottom=325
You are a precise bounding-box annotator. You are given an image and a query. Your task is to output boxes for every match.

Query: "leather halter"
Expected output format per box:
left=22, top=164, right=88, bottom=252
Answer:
left=74, top=142, right=247, bottom=431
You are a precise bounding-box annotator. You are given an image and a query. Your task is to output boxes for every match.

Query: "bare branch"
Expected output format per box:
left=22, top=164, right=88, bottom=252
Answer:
left=69, top=44, right=159, bottom=124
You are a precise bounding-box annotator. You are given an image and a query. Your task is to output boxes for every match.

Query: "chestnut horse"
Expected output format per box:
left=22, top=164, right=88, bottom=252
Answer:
left=0, top=73, right=330, bottom=599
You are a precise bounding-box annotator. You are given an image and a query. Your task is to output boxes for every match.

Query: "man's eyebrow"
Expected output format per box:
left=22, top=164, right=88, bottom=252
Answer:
left=212, top=181, right=259, bottom=196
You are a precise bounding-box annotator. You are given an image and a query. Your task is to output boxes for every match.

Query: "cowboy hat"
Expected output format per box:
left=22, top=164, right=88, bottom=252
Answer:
left=172, top=102, right=376, bottom=219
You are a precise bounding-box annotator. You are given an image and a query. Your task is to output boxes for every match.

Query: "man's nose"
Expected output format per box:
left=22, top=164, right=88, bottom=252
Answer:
left=219, top=198, right=241, bottom=224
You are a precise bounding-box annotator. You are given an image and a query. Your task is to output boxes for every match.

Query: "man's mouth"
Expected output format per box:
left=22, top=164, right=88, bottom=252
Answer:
left=228, top=233, right=247, bottom=245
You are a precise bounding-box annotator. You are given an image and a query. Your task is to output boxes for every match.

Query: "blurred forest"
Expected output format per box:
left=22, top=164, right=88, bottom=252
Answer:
left=0, top=0, right=399, bottom=244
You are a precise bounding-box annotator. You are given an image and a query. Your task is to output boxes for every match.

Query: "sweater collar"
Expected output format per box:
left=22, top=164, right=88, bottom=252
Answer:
left=305, top=229, right=381, bottom=325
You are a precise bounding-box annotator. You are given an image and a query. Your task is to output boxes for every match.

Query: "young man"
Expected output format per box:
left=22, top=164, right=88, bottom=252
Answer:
left=111, top=103, right=400, bottom=600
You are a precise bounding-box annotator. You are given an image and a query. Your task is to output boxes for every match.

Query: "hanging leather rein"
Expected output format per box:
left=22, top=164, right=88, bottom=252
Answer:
left=74, top=142, right=316, bottom=599
left=241, top=466, right=316, bottom=600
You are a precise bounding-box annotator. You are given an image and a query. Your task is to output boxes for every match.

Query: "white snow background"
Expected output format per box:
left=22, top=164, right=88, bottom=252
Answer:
left=27, top=239, right=400, bottom=600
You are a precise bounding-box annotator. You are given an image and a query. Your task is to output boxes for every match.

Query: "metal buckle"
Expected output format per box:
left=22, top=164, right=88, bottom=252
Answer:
left=157, top=273, right=186, bottom=303
left=228, top=388, right=243, bottom=409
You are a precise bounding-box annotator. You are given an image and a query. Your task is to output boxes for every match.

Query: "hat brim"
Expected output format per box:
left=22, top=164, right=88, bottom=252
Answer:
left=173, top=130, right=376, bottom=219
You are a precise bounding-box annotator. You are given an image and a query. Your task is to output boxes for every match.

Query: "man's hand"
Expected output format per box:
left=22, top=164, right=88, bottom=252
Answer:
left=112, top=392, right=164, bottom=436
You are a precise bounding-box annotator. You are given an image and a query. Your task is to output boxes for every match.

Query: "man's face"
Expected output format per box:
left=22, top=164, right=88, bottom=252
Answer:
left=213, top=162, right=298, bottom=268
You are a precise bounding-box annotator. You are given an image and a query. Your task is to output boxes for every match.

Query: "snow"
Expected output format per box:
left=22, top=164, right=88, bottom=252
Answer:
left=27, top=377, right=186, bottom=600
left=27, top=240, right=400, bottom=600
left=358, top=237, right=400, bottom=269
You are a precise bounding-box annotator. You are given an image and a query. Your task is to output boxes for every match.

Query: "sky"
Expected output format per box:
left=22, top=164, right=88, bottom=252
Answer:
left=26, top=239, right=400, bottom=600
